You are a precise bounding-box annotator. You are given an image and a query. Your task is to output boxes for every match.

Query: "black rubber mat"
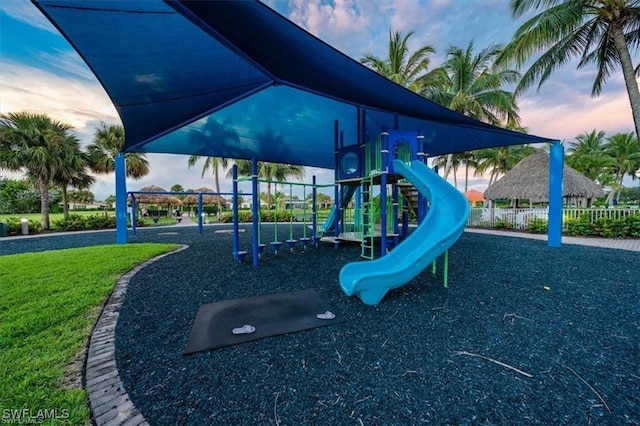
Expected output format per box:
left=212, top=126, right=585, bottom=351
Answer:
left=183, top=289, right=342, bottom=354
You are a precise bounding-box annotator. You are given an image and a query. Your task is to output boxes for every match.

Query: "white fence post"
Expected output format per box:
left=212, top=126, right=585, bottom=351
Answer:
left=467, top=207, right=640, bottom=231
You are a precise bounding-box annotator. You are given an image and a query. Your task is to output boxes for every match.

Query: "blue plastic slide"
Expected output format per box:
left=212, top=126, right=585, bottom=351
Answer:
left=321, top=185, right=358, bottom=233
left=339, top=160, right=470, bottom=305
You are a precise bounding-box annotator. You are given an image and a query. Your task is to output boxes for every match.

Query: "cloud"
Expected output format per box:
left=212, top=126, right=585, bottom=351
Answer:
left=0, top=0, right=58, bottom=34
left=284, top=0, right=373, bottom=56
left=37, top=48, right=96, bottom=81
left=520, top=88, right=635, bottom=141
left=0, top=61, right=118, bottom=133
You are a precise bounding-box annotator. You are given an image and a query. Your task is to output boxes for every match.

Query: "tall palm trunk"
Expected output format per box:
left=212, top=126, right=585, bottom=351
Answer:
left=443, top=154, right=453, bottom=179
left=606, top=171, right=623, bottom=206
left=464, top=164, right=470, bottom=192
left=62, top=186, right=70, bottom=219
left=611, top=23, right=640, bottom=148
left=452, top=166, right=458, bottom=189
left=39, top=176, right=50, bottom=230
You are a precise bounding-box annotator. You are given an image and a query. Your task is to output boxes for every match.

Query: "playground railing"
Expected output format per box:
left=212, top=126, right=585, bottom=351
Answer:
left=467, top=207, right=640, bottom=231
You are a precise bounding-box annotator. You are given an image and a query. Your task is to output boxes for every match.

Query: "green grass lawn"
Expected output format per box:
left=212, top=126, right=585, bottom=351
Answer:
left=0, top=243, right=178, bottom=425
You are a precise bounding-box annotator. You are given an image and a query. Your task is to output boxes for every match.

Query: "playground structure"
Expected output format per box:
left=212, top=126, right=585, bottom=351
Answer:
left=238, top=126, right=472, bottom=305
left=124, top=126, right=470, bottom=305
left=327, top=126, right=469, bottom=304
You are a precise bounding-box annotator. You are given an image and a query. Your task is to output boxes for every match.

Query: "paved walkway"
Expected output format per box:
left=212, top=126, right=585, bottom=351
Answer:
left=465, top=228, right=640, bottom=252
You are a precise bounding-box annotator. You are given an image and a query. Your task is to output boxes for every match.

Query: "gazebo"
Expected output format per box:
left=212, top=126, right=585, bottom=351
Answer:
left=182, top=187, right=227, bottom=207
left=484, top=152, right=604, bottom=207
left=130, top=185, right=182, bottom=219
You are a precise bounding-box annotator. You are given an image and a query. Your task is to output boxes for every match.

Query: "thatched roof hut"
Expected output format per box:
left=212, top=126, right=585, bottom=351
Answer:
left=131, top=185, right=182, bottom=205
left=182, top=187, right=227, bottom=205
left=484, top=152, right=604, bottom=204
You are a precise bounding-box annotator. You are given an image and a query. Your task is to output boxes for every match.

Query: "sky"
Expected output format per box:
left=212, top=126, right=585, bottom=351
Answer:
left=0, top=0, right=637, bottom=201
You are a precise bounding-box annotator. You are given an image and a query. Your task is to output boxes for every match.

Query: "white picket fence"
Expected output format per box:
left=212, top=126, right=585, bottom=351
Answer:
left=467, top=207, right=640, bottom=230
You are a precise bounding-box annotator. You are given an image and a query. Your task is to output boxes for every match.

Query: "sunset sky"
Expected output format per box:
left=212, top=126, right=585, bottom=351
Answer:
left=1, top=0, right=636, bottom=200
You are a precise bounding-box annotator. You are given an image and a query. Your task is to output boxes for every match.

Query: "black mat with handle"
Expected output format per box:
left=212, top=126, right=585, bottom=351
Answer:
left=183, top=288, right=342, bottom=354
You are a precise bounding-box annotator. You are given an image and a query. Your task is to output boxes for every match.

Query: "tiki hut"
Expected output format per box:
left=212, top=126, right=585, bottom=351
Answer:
left=131, top=185, right=182, bottom=206
left=484, top=152, right=604, bottom=207
left=182, top=187, right=227, bottom=206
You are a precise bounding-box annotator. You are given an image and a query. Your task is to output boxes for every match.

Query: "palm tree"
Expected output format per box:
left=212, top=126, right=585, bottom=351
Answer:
left=51, top=133, right=95, bottom=219
left=426, top=41, right=521, bottom=125
left=458, top=151, right=479, bottom=192
left=187, top=156, right=228, bottom=219
left=500, top=0, right=640, bottom=147
left=0, top=112, right=80, bottom=229
left=474, top=145, right=539, bottom=186
left=86, top=122, right=149, bottom=179
left=604, top=132, right=640, bottom=204
left=233, top=161, right=305, bottom=207
left=427, top=41, right=522, bottom=179
left=68, top=189, right=95, bottom=205
left=566, top=130, right=614, bottom=185
left=432, top=154, right=463, bottom=188
left=360, top=30, right=440, bottom=93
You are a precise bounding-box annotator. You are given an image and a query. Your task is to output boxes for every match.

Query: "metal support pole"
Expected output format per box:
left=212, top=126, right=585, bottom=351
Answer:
left=392, top=184, right=399, bottom=247
left=548, top=142, right=564, bottom=248
left=443, top=250, right=449, bottom=288
left=251, top=159, right=260, bottom=267
left=232, top=165, right=241, bottom=261
left=380, top=129, right=389, bottom=256
left=115, top=153, right=128, bottom=244
left=334, top=120, right=341, bottom=249
left=198, top=194, right=203, bottom=234
left=312, top=175, right=318, bottom=246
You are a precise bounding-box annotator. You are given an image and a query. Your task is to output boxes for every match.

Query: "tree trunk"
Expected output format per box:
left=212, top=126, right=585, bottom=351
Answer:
left=453, top=166, right=458, bottom=189
left=464, top=164, right=469, bottom=192
left=606, top=171, right=622, bottom=206
left=611, top=23, right=640, bottom=149
left=62, top=186, right=69, bottom=220
left=442, top=154, right=453, bottom=179
left=40, top=176, right=50, bottom=230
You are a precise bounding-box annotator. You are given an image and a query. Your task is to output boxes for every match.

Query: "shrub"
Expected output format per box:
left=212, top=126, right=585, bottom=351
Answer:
left=526, top=218, right=547, bottom=234
left=52, top=214, right=88, bottom=231
left=52, top=214, right=117, bottom=232
left=626, top=214, right=640, bottom=237
left=596, top=217, right=628, bottom=238
left=220, top=211, right=252, bottom=223
left=493, top=219, right=513, bottom=230
left=563, top=217, right=597, bottom=236
left=3, top=217, right=42, bottom=235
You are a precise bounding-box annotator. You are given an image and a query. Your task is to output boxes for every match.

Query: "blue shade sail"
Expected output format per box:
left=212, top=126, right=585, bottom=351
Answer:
left=33, top=0, right=555, bottom=169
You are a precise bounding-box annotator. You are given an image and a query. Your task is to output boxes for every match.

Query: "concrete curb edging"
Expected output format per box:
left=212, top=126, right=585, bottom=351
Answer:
left=84, top=244, right=189, bottom=426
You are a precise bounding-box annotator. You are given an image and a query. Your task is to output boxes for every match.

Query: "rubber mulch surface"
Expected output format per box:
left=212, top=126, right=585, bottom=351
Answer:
left=2, top=225, right=639, bottom=425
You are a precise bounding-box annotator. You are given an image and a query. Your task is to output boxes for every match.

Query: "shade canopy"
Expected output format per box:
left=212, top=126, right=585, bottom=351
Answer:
left=484, top=152, right=604, bottom=202
left=33, top=0, right=555, bottom=169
